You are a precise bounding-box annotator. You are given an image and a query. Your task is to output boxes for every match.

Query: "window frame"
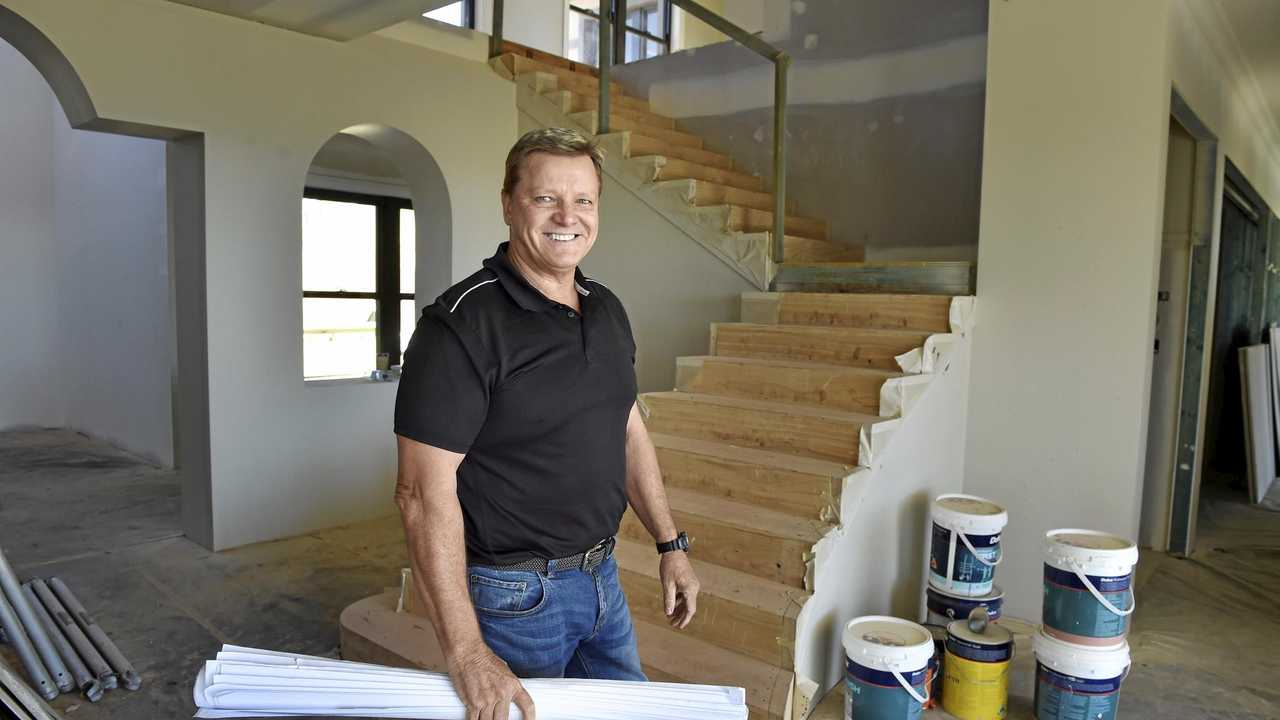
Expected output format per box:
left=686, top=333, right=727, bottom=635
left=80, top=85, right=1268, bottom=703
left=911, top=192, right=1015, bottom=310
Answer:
left=568, top=1, right=671, bottom=64
left=302, top=187, right=415, bottom=374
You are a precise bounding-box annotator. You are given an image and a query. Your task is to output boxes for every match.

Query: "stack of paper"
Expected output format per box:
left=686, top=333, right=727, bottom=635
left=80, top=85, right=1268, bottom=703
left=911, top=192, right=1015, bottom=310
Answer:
left=193, top=645, right=747, bottom=720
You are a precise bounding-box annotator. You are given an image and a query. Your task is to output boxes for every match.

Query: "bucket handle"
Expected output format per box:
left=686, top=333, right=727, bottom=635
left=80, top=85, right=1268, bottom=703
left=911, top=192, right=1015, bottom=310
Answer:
left=957, top=528, right=1003, bottom=567
left=1075, top=569, right=1136, bottom=617
left=892, top=670, right=929, bottom=706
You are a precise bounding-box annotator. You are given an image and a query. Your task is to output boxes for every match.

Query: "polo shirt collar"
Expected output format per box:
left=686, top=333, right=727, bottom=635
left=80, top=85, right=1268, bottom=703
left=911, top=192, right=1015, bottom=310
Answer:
left=483, top=242, right=591, bottom=312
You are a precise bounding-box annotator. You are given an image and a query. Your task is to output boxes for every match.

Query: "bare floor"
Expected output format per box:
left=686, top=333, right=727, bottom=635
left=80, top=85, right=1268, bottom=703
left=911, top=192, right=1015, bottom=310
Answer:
left=0, top=429, right=408, bottom=718
left=2, top=429, right=1277, bottom=719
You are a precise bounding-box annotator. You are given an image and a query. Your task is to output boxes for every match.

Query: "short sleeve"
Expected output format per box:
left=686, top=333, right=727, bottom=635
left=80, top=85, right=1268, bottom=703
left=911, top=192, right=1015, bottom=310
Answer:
left=394, top=309, right=493, bottom=453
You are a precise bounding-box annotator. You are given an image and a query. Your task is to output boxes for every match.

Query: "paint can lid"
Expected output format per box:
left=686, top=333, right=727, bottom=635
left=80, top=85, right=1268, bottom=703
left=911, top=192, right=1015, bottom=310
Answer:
left=947, top=619, right=1013, bottom=648
left=927, top=584, right=1005, bottom=603
left=843, top=616, right=934, bottom=673
left=933, top=494, right=1008, bottom=534
left=1033, top=629, right=1130, bottom=680
left=1044, top=529, right=1138, bottom=575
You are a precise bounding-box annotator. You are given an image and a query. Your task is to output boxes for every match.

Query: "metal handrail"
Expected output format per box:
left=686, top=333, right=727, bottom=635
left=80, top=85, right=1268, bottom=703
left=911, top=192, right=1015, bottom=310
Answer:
left=489, top=0, right=790, bottom=267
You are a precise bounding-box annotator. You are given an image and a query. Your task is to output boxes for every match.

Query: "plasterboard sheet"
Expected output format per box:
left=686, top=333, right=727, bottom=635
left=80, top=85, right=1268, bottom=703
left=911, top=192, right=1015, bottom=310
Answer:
left=1238, top=345, right=1276, bottom=504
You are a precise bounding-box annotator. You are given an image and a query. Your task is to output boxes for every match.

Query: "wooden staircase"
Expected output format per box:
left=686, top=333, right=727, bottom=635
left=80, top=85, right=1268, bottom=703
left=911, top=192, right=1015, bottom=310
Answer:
left=488, top=45, right=970, bottom=719
left=491, top=44, right=975, bottom=295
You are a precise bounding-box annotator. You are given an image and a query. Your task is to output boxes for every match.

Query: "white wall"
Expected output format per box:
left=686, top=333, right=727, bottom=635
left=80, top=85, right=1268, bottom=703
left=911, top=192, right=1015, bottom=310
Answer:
left=2, top=0, right=515, bottom=550
left=0, top=40, right=60, bottom=430
left=52, top=111, right=172, bottom=465
left=964, top=1, right=1173, bottom=621
left=794, top=335, right=970, bottom=706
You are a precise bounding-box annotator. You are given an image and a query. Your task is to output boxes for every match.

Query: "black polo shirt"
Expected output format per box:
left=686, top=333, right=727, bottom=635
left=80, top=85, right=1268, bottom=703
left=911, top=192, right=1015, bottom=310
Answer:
left=394, top=242, right=638, bottom=566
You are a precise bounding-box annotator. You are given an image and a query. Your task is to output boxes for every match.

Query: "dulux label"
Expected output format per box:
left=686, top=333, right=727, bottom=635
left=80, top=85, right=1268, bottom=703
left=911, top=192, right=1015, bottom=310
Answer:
left=1043, top=566, right=1132, bottom=640
left=845, top=658, right=927, bottom=720
left=930, top=523, right=999, bottom=595
left=1034, top=662, right=1125, bottom=720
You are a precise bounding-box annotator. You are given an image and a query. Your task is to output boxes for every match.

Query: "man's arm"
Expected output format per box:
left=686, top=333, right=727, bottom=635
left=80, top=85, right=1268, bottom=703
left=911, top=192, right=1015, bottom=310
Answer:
left=623, top=402, right=700, bottom=629
left=394, top=435, right=535, bottom=720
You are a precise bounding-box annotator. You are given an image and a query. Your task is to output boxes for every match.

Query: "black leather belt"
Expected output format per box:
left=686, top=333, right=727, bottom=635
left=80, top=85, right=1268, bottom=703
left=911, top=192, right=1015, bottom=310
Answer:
left=476, top=537, right=616, bottom=573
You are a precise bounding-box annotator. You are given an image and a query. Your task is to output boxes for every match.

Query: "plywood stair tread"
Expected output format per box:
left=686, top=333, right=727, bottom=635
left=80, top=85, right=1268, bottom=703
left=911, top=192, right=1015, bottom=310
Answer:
left=497, top=53, right=625, bottom=95
left=679, top=355, right=901, bottom=378
left=711, top=323, right=930, bottom=372
left=644, top=390, right=882, bottom=425
left=634, top=618, right=792, bottom=720
left=658, top=485, right=830, bottom=544
left=543, top=89, right=675, bottom=129
left=676, top=355, right=898, bottom=414
left=649, top=432, right=854, bottom=479
left=575, top=113, right=704, bottom=148
left=654, top=178, right=791, bottom=214
left=782, top=236, right=865, bottom=263
left=716, top=205, right=826, bottom=240
left=741, top=292, right=954, bottom=332
left=774, top=261, right=975, bottom=295
left=631, top=157, right=761, bottom=191
left=611, top=132, right=734, bottom=170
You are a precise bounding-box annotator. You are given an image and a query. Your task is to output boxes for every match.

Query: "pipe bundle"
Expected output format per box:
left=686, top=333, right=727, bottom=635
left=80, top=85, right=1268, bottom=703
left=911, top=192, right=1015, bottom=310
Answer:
left=194, top=645, right=747, bottom=720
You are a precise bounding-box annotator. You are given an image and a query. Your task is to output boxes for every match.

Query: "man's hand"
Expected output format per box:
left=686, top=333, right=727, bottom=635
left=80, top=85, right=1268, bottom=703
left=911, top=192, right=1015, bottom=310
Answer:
left=659, top=551, right=700, bottom=629
left=447, top=645, right=536, bottom=720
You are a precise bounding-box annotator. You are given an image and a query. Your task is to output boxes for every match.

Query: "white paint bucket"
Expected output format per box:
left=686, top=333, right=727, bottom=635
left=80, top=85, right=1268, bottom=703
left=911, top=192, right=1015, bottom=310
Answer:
left=926, top=585, right=1004, bottom=626
left=1042, top=529, right=1138, bottom=647
left=843, top=616, right=934, bottom=719
left=928, top=495, right=1007, bottom=597
left=1033, top=630, right=1130, bottom=720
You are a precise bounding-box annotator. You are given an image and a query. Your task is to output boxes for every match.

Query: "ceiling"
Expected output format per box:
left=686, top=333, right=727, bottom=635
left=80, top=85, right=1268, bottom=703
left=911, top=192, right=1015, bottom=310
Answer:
left=1212, top=0, right=1280, bottom=148
left=163, top=0, right=458, bottom=41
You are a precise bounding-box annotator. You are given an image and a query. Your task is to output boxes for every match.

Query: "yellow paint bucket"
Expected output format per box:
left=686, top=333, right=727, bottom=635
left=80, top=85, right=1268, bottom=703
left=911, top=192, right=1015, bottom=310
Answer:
left=942, top=620, right=1012, bottom=720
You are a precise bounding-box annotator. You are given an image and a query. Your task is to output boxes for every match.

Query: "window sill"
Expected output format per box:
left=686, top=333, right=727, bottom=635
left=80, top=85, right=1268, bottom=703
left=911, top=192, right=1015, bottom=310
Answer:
left=304, top=376, right=399, bottom=388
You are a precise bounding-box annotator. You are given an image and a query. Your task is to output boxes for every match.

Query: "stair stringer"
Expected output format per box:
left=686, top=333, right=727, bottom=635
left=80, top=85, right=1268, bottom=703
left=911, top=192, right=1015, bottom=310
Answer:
left=511, top=72, right=772, bottom=290
left=786, top=297, right=976, bottom=718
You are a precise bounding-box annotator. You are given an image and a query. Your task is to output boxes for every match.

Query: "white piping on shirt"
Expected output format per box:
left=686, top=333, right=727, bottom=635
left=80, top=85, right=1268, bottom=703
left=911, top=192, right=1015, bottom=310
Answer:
left=584, top=278, right=610, bottom=292
left=449, top=278, right=499, bottom=313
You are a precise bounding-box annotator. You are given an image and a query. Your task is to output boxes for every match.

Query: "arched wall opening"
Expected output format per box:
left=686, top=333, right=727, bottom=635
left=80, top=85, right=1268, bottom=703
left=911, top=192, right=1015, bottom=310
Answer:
left=298, top=124, right=453, bottom=381
left=0, top=6, right=214, bottom=547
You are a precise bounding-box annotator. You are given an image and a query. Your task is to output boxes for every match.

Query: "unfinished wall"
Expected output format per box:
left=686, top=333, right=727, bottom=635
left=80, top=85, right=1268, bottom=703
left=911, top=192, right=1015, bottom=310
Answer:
left=52, top=113, right=172, bottom=465
left=1, top=0, right=514, bottom=550
left=964, top=2, right=1174, bottom=622
left=615, top=0, right=988, bottom=257
left=0, top=39, right=59, bottom=430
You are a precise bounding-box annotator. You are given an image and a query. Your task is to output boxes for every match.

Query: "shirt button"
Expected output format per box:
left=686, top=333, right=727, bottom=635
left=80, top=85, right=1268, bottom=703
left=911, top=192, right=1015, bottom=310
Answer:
left=567, top=311, right=577, bottom=318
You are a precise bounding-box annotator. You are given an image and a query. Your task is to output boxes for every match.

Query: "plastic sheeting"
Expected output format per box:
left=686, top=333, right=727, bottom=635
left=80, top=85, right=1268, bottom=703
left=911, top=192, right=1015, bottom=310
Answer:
left=193, top=645, right=747, bottom=720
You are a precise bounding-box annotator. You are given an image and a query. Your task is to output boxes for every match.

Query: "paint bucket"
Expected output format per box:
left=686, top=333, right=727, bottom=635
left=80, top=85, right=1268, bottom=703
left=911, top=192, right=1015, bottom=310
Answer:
left=1042, top=529, right=1138, bottom=646
left=1033, top=631, right=1130, bottom=720
left=942, top=620, right=1012, bottom=720
left=926, top=585, right=1004, bottom=626
left=843, top=616, right=934, bottom=719
left=929, top=495, right=1008, bottom=597
left=925, top=625, right=947, bottom=710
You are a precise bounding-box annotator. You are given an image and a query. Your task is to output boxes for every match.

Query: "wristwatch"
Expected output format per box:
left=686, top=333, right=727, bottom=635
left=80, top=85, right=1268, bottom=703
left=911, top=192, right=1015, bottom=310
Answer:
left=656, top=531, right=690, bottom=555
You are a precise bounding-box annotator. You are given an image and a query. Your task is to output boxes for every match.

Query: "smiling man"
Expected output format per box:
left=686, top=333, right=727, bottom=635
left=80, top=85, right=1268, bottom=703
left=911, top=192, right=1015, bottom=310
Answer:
left=393, top=127, right=700, bottom=720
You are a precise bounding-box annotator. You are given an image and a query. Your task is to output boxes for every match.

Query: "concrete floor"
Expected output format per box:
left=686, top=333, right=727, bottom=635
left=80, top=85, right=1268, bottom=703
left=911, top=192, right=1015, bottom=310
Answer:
left=1, top=428, right=1277, bottom=719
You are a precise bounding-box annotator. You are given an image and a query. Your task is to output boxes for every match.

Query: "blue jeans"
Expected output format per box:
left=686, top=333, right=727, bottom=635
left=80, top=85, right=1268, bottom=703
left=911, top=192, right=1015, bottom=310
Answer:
left=467, top=555, right=646, bottom=681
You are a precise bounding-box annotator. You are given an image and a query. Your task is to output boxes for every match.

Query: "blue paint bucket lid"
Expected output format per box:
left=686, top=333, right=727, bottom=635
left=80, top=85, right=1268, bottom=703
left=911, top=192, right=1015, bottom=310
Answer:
left=933, top=494, right=1008, bottom=534
left=1044, top=529, right=1138, bottom=577
left=1033, top=629, right=1130, bottom=680
left=843, top=616, right=934, bottom=673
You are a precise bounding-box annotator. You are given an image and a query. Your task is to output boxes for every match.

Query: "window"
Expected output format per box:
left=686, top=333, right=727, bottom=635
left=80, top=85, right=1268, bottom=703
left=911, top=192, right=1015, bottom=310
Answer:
left=423, top=0, right=474, bottom=29
left=568, top=1, right=670, bottom=65
left=302, top=188, right=415, bottom=380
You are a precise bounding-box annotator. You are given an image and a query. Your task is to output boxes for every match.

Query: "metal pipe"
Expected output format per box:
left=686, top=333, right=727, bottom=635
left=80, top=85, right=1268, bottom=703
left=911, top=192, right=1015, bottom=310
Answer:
left=0, top=548, right=71, bottom=693
left=21, top=584, right=102, bottom=702
left=0, top=591, right=55, bottom=700
left=29, top=579, right=116, bottom=691
left=598, top=0, right=613, bottom=135
left=48, top=578, right=140, bottom=691
left=772, top=53, right=790, bottom=269
left=0, top=654, right=61, bottom=720
left=670, top=0, right=782, bottom=61
left=489, top=0, right=504, bottom=58
left=614, top=0, right=628, bottom=66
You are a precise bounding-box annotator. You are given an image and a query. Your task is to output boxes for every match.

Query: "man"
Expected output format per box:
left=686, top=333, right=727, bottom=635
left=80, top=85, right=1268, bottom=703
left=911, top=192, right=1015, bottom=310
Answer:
left=394, top=127, right=700, bottom=720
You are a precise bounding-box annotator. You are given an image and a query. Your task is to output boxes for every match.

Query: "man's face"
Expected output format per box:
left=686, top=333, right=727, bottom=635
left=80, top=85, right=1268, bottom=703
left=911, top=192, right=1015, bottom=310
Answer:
left=501, top=152, right=599, bottom=275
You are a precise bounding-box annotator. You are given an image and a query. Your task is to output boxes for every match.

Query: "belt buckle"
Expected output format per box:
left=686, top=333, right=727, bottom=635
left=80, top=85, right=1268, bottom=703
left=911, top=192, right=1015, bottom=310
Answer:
left=580, top=537, right=615, bottom=571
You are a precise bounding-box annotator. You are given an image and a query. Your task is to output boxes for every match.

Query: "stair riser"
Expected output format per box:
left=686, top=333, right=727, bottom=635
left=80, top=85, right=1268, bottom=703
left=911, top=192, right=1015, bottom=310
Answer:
left=688, top=183, right=779, bottom=213
left=678, top=360, right=886, bottom=415
left=619, top=568, right=795, bottom=667
left=549, top=92, right=674, bottom=129
left=655, top=446, right=840, bottom=519
left=653, top=161, right=762, bottom=192
left=643, top=395, right=861, bottom=465
left=586, top=114, right=702, bottom=148
left=713, top=325, right=927, bottom=372
left=773, top=264, right=976, bottom=296
left=620, top=510, right=811, bottom=588
left=729, top=207, right=827, bottom=241
left=505, top=55, right=625, bottom=96
left=741, top=293, right=952, bottom=333
left=628, top=134, right=733, bottom=170
left=782, top=237, right=866, bottom=263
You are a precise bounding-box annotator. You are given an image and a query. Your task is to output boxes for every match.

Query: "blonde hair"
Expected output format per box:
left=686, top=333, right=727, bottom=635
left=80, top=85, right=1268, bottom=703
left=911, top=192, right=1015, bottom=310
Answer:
left=502, top=127, right=604, bottom=196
